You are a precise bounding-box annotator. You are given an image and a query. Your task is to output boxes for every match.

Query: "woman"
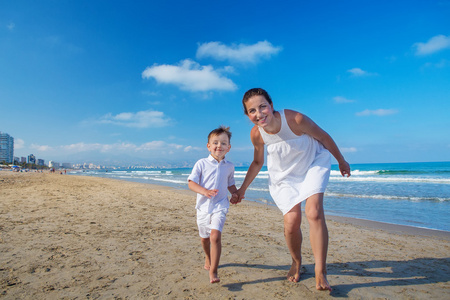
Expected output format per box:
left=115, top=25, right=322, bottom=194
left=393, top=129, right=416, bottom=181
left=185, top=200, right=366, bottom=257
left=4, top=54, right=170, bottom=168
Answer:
left=235, top=88, right=351, bottom=291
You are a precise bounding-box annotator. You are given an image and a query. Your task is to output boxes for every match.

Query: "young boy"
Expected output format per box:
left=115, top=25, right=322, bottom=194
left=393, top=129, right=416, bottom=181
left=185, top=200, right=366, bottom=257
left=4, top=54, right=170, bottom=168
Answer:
left=188, top=126, right=238, bottom=284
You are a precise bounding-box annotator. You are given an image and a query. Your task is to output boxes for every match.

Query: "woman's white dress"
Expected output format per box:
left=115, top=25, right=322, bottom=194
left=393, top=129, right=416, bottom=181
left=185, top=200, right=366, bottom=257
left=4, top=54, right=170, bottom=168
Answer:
left=258, top=109, right=331, bottom=215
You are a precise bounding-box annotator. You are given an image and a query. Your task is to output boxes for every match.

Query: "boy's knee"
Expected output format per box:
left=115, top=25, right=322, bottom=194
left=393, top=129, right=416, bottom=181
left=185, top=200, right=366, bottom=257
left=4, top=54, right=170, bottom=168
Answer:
left=210, top=230, right=221, bottom=244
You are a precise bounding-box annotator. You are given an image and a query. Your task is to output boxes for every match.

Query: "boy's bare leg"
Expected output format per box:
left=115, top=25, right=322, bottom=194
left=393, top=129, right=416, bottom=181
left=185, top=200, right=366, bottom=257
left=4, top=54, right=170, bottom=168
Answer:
left=305, top=193, right=332, bottom=291
left=209, top=229, right=221, bottom=283
left=201, top=237, right=211, bottom=270
left=283, top=204, right=303, bottom=282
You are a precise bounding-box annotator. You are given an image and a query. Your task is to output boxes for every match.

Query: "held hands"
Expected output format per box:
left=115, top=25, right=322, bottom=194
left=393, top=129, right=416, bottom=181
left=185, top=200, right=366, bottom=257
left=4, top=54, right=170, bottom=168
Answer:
left=230, top=188, right=245, bottom=205
left=339, top=161, right=351, bottom=177
left=230, top=193, right=239, bottom=204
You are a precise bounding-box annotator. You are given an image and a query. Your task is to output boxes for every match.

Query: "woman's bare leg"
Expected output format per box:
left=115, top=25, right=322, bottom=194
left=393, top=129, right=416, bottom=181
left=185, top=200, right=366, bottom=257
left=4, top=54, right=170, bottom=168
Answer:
left=283, top=204, right=303, bottom=282
left=305, top=193, right=332, bottom=291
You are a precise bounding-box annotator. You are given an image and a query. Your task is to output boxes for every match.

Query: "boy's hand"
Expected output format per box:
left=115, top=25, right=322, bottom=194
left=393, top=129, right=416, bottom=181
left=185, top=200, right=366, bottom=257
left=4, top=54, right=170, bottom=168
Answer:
left=203, top=189, right=218, bottom=199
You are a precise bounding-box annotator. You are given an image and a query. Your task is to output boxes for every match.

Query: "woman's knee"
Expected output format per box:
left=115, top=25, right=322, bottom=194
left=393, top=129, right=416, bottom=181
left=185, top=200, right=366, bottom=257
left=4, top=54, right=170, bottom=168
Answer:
left=306, top=208, right=323, bottom=223
left=284, top=209, right=302, bottom=235
left=305, top=195, right=325, bottom=222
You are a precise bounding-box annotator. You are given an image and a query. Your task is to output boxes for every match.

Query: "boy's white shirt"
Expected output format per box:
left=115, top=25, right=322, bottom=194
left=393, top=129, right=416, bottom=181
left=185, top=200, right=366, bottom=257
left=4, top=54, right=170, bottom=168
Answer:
left=188, top=155, right=235, bottom=214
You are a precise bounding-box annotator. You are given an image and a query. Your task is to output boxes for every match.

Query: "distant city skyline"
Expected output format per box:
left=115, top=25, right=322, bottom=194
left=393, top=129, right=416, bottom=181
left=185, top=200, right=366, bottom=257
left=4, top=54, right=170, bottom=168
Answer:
left=2, top=1, right=449, bottom=166
left=0, top=132, right=14, bottom=163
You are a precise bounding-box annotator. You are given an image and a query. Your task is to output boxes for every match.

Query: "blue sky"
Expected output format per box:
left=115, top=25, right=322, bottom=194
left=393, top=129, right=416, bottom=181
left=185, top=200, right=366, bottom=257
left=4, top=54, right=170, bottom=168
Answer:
left=1, top=0, right=449, bottom=167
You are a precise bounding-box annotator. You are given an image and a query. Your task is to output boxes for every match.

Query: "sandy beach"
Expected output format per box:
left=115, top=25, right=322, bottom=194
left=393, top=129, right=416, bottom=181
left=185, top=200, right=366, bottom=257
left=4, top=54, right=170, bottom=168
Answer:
left=1, top=171, right=449, bottom=299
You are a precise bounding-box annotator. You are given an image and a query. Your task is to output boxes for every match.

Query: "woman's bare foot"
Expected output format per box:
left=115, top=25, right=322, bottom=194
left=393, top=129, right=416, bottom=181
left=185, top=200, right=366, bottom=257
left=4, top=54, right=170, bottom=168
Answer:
left=287, top=261, right=301, bottom=282
left=315, top=272, right=332, bottom=291
left=210, top=272, right=220, bottom=283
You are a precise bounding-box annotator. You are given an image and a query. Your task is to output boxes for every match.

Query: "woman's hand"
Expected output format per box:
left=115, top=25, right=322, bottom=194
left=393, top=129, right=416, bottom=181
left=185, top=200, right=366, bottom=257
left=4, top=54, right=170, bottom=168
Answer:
left=339, top=161, right=351, bottom=177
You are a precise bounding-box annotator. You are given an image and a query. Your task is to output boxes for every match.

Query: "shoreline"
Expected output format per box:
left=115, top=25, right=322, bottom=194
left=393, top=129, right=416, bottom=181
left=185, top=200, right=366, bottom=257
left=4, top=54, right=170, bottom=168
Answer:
left=3, top=169, right=449, bottom=238
left=74, top=170, right=450, bottom=238
left=1, top=171, right=449, bottom=299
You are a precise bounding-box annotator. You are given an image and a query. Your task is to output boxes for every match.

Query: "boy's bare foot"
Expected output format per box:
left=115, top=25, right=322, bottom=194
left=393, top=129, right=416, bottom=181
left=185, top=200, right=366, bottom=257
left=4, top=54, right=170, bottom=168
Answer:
left=210, top=273, right=220, bottom=283
left=287, top=261, right=301, bottom=282
left=315, top=272, right=332, bottom=291
left=204, top=258, right=210, bottom=270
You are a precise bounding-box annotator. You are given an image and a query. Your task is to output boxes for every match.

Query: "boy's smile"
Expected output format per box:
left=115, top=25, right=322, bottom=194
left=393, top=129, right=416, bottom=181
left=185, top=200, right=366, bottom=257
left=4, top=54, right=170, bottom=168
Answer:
left=207, top=132, right=231, bottom=162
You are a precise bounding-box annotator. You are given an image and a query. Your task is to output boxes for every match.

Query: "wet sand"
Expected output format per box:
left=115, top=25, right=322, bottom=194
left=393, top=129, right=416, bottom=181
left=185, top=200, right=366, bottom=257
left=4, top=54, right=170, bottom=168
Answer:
left=1, top=171, right=449, bottom=299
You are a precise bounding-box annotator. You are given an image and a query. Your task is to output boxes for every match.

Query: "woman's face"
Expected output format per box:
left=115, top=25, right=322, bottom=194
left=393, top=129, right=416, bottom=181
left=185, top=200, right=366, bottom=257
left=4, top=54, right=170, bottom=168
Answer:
left=244, top=95, right=274, bottom=127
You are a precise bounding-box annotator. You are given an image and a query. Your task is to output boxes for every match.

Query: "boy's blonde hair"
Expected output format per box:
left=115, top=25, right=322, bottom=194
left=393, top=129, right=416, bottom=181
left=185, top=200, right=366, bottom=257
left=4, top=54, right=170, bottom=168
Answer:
left=208, top=126, right=232, bottom=143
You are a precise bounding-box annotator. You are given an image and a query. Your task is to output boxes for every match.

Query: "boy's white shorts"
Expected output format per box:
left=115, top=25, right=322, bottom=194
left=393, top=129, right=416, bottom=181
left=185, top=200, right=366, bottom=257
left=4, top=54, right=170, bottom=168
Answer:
left=196, top=209, right=228, bottom=238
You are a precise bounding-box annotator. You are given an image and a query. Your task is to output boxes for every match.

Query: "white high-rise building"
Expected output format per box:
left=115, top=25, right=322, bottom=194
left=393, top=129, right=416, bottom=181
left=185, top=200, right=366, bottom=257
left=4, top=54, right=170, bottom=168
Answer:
left=0, top=132, right=14, bottom=163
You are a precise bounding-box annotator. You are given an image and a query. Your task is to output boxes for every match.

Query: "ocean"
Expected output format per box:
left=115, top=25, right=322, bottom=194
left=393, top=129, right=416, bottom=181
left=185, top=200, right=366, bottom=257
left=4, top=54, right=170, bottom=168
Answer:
left=71, top=161, right=450, bottom=232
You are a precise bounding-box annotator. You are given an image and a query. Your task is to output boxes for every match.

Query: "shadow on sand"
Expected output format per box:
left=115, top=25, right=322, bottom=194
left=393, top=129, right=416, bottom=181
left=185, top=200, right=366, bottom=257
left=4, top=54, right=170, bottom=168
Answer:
left=220, top=257, right=450, bottom=297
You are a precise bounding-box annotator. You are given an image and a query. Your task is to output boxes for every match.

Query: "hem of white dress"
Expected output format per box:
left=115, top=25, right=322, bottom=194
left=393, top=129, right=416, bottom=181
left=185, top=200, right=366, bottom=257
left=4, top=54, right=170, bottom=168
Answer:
left=280, top=188, right=326, bottom=215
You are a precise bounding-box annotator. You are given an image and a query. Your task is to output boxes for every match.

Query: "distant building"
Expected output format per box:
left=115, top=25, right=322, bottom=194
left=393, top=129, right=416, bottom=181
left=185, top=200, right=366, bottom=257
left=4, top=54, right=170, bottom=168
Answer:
left=28, top=154, right=36, bottom=164
left=61, top=163, right=72, bottom=169
left=0, top=132, right=14, bottom=163
left=21, top=157, right=26, bottom=163
left=48, top=161, right=60, bottom=169
left=37, top=159, right=45, bottom=166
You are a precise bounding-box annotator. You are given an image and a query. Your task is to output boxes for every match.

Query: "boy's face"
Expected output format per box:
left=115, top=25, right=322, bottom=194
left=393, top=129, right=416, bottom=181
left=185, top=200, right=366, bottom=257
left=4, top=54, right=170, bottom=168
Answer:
left=207, top=132, right=231, bottom=161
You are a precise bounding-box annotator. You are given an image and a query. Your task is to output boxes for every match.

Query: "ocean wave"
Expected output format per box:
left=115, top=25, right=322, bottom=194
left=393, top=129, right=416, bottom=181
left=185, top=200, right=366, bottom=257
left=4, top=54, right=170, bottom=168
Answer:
left=144, top=177, right=187, bottom=185
left=234, top=174, right=269, bottom=179
left=247, top=187, right=270, bottom=192
left=130, top=170, right=173, bottom=175
left=325, top=192, right=449, bottom=202
left=330, top=170, right=378, bottom=176
left=329, top=176, right=450, bottom=184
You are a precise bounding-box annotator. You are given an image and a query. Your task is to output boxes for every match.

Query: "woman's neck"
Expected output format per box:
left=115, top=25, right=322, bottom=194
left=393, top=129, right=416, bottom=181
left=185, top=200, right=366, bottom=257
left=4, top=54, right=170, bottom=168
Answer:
left=263, top=110, right=281, bottom=134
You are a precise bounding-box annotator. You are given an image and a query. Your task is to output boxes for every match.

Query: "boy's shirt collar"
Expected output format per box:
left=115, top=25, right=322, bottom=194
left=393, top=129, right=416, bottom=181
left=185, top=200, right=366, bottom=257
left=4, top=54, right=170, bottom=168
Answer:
left=207, top=154, right=228, bottom=164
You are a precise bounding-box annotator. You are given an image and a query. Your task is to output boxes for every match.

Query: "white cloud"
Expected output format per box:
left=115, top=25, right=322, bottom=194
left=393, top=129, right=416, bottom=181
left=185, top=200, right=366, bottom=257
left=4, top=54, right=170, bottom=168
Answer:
left=183, top=145, right=203, bottom=152
left=99, top=110, right=171, bottom=128
left=414, top=35, right=450, bottom=55
left=142, top=59, right=237, bottom=92
left=333, top=96, right=355, bottom=103
left=136, top=141, right=167, bottom=151
left=341, top=147, right=357, bottom=153
left=31, top=144, right=54, bottom=151
left=347, top=68, right=377, bottom=77
left=422, top=59, right=450, bottom=69
left=15, top=138, right=25, bottom=149
left=7, top=22, right=15, bottom=31
left=196, top=40, right=282, bottom=63
left=61, top=142, right=104, bottom=152
left=40, top=141, right=198, bottom=154
left=356, top=109, right=398, bottom=116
